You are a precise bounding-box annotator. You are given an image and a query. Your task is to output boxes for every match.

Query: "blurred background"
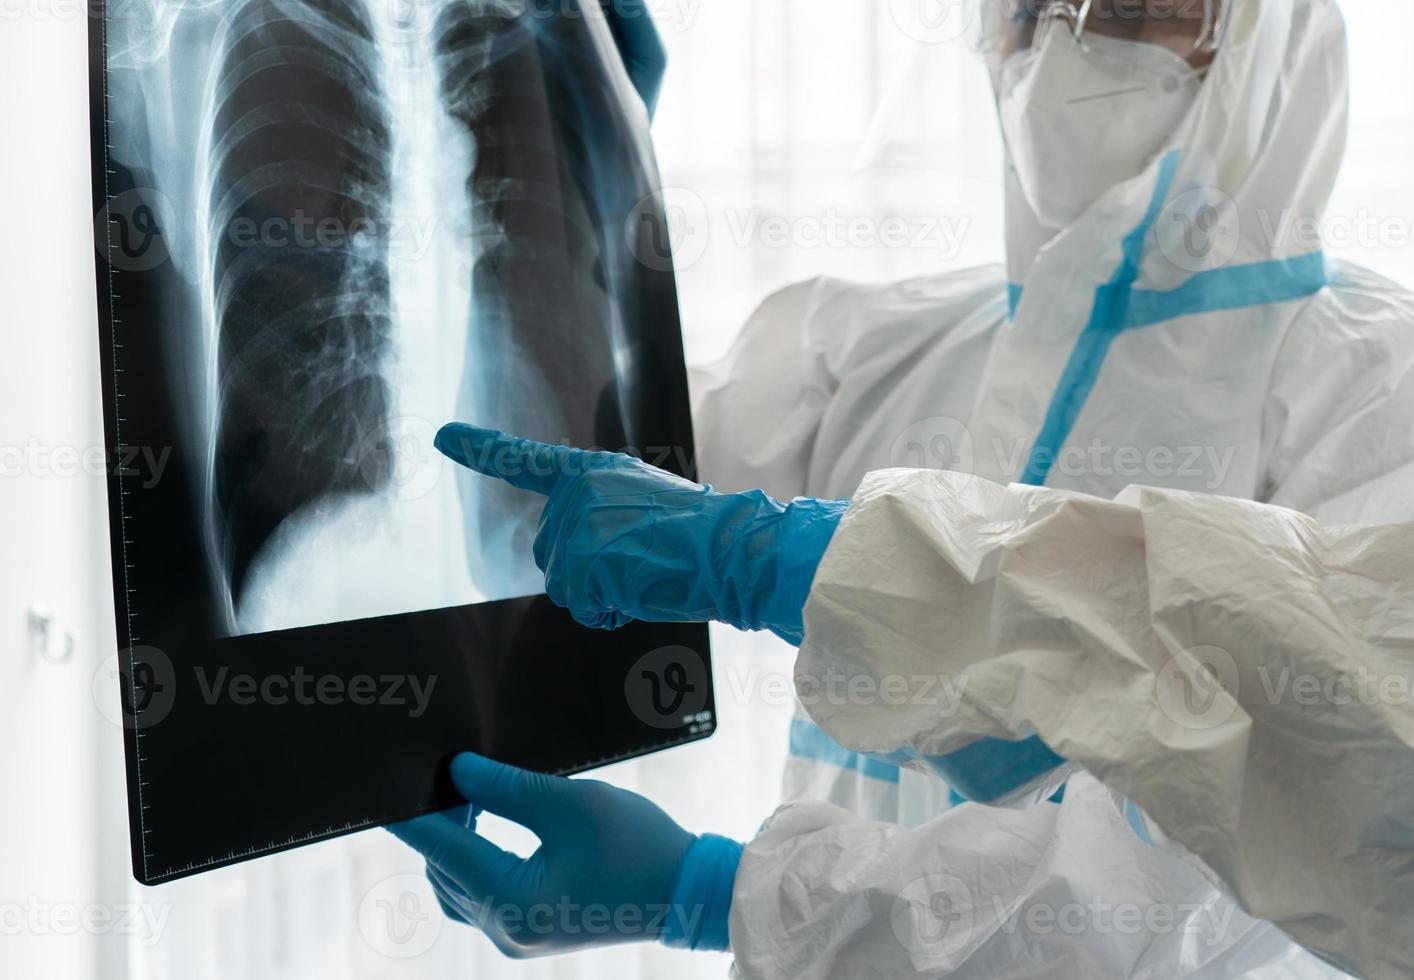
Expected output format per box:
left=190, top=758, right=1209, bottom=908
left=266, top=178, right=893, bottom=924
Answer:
left=3, top=1, right=1414, bottom=977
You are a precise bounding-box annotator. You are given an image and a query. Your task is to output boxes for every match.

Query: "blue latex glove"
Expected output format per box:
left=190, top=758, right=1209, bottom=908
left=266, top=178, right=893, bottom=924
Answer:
left=601, top=0, right=667, bottom=118
left=389, top=752, right=742, bottom=955
left=435, top=424, right=848, bottom=646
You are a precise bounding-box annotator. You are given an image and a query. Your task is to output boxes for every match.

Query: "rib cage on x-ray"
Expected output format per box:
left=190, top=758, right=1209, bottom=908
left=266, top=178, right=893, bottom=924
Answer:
left=209, top=0, right=396, bottom=613
left=158, top=0, right=653, bottom=635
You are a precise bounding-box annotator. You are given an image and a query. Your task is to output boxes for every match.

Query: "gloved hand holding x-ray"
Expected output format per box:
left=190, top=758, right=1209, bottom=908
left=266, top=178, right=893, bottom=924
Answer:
left=390, top=751, right=742, bottom=956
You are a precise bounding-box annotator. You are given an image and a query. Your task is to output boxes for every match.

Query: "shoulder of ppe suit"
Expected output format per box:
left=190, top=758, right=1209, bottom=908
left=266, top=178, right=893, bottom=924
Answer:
left=687, top=279, right=848, bottom=494
left=1267, top=261, right=1414, bottom=408
left=737, top=266, right=1007, bottom=370
left=815, top=266, right=1010, bottom=360
left=689, top=268, right=1007, bottom=494
left=1268, top=260, right=1414, bottom=370
left=1310, top=259, right=1414, bottom=328
left=688, top=278, right=855, bottom=419
left=1259, top=259, right=1414, bottom=519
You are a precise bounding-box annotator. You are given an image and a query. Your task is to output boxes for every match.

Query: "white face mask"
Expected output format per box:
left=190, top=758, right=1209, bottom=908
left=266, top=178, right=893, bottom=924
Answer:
left=998, top=29, right=1203, bottom=229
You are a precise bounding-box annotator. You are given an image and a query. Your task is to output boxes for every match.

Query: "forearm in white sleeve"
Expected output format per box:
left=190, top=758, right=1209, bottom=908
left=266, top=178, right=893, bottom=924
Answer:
left=792, top=468, right=1414, bottom=979
left=728, top=772, right=1295, bottom=980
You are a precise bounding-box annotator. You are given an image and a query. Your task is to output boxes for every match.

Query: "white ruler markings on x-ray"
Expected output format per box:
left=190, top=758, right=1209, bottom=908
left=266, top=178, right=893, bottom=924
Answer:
left=131, top=733, right=712, bottom=881
left=144, top=821, right=380, bottom=884
left=99, top=5, right=156, bottom=883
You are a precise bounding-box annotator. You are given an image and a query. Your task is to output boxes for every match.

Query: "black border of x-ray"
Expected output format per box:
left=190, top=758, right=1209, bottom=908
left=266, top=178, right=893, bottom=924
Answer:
left=87, top=1, right=714, bottom=885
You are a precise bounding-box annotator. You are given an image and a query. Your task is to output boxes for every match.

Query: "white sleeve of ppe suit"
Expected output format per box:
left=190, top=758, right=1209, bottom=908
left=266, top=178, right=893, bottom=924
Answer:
left=729, top=772, right=1309, bottom=980
left=785, top=469, right=1414, bottom=980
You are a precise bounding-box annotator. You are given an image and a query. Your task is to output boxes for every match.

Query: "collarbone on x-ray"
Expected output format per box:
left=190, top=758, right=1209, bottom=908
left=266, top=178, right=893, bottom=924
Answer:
left=110, top=0, right=656, bottom=637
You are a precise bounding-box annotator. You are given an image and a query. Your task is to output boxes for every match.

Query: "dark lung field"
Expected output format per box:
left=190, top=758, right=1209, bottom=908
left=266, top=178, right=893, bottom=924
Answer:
left=104, top=0, right=680, bottom=637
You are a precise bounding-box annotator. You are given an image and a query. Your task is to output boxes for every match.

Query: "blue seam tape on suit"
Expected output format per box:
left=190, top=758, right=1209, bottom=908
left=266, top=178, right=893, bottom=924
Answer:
left=998, top=153, right=1328, bottom=790
left=1125, top=799, right=1156, bottom=845
left=1018, top=151, right=1328, bottom=484
left=1007, top=251, right=1328, bottom=345
left=1122, top=250, right=1329, bottom=329
left=1019, top=150, right=1183, bottom=486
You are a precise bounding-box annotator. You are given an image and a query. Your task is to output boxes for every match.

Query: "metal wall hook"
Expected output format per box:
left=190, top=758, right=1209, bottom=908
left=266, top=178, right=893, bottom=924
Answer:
left=28, top=601, right=75, bottom=664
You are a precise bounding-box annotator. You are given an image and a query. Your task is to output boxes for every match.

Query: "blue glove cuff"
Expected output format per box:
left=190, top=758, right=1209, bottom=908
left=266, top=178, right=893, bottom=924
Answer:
left=660, top=834, right=743, bottom=952
left=741, top=496, right=849, bottom=647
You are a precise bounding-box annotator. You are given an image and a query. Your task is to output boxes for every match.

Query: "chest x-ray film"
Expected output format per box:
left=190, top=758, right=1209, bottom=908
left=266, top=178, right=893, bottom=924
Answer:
left=89, top=0, right=713, bottom=884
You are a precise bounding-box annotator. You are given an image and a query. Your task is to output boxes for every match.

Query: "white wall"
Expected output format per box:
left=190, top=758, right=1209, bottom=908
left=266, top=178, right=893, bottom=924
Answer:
left=0, top=5, right=132, bottom=978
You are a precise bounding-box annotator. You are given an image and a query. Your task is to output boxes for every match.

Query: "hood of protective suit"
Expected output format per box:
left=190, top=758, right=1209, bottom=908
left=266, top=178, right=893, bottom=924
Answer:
left=1003, top=0, right=1348, bottom=290
left=954, top=0, right=1347, bottom=493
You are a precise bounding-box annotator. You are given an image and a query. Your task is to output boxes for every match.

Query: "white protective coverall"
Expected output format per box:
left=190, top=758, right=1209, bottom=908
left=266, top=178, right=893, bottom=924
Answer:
left=693, top=1, right=1414, bottom=977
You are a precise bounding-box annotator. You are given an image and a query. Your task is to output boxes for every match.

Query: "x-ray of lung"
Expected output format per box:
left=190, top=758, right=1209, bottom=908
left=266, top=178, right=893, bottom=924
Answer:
left=92, top=0, right=711, bottom=883
left=102, top=0, right=682, bottom=634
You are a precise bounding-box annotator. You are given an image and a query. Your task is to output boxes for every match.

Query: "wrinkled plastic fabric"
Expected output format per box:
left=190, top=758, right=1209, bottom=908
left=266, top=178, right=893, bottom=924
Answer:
left=731, top=773, right=1339, bottom=980
left=798, top=472, right=1414, bottom=978
left=693, top=0, right=1414, bottom=976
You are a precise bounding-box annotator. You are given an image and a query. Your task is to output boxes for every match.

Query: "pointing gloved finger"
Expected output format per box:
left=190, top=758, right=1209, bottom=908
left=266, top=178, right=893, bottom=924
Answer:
left=433, top=424, right=575, bottom=496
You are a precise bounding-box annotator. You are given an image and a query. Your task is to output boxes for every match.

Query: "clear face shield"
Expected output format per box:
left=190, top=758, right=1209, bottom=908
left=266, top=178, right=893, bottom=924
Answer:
left=978, top=0, right=1230, bottom=228
left=976, top=0, right=1227, bottom=70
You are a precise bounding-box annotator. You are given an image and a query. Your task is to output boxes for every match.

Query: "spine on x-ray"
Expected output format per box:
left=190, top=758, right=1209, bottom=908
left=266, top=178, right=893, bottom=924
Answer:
left=434, top=0, right=614, bottom=436
left=433, top=1, right=617, bottom=592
